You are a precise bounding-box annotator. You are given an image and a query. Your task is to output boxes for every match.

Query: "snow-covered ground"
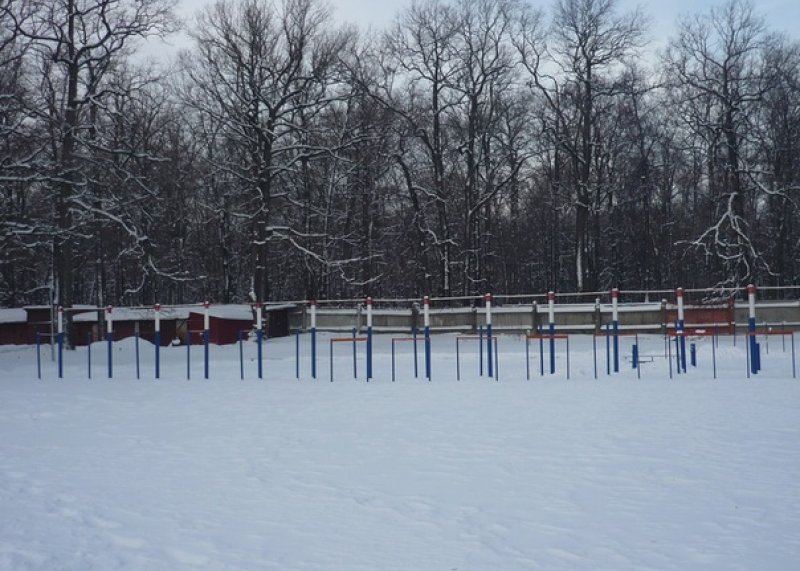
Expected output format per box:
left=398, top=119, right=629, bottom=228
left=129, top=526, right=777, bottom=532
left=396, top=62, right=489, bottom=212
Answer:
left=1, top=333, right=799, bottom=570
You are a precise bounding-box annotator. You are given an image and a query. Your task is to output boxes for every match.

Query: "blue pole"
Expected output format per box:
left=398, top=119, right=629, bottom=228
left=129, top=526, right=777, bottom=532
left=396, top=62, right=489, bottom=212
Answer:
left=135, top=333, right=140, bottom=380
left=494, top=338, right=499, bottom=381
left=58, top=332, right=64, bottom=379
left=675, top=335, right=680, bottom=375
left=187, top=336, right=191, bottom=380
left=479, top=325, right=484, bottom=376
left=539, top=326, right=544, bottom=376
left=154, top=331, right=160, bottom=379
left=424, top=326, right=431, bottom=381
left=311, top=327, right=317, bottom=379
left=367, top=326, right=373, bottom=381
left=106, top=332, right=112, bottom=379
left=613, top=320, right=619, bottom=373
left=487, top=324, right=493, bottom=378
left=754, top=342, right=761, bottom=373
left=792, top=333, right=796, bottom=379
left=352, top=328, right=357, bottom=379
left=632, top=343, right=638, bottom=369
left=257, top=329, right=263, bottom=379
left=329, top=338, right=333, bottom=382
left=593, top=333, right=597, bottom=380
left=746, top=332, right=751, bottom=379
left=668, top=331, right=673, bottom=380
left=605, top=324, right=610, bottom=376
left=203, top=330, right=209, bottom=380
left=712, top=335, right=717, bottom=379
left=87, top=332, right=92, bottom=379
left=413, top=327, right=418, bottom=379
left=296, top=329, right=300, bottom=380
left=678, top=319, right=687, bottom=373
left=749, top=316, right=757, bottom=375
left=566, top=336, right=570, bottom=380
left=36, top=332, right=41, bottom=380
left=690, top=343, right=696, bottom=367
left=549, top=322, right=555, bottom=375
left=239, top=330, right=244, bottom=380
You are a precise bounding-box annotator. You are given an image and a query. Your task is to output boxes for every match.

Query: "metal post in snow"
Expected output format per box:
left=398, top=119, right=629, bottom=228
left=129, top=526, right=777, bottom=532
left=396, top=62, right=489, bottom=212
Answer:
left=57, top=306, right=64, bottom=379
left=391, top=339, right=396, bottom=382
left=791, top=332, right=796, bottom=379
left=526, top=330, right=530, bottom=381
left=239, top=330, right=244, bottom=380
left=310, top=299, right=317, bottom=379
left=352, top=327, right=357, bottom=379
left=548, top=291, right=556, bottom=374
left=329, top=337, right=333, bottom=382
left=485, top=293, right=493, bottom=379
left=187, top=332, right=191, bottom=380
left=712, top=332, right=717, bottom=379
left=203, top=301, right=210, bottom=380
left=106, top=305, right=113, bottom=379
left=366, top=296, right=373, bottom=381
left=256, top=301, right=263, bottom=380
left=456, top=337, right=461, bottom=381
left=635, top=334, right=640, bottom=380
left=87, top=332, right=92, bottom=379
left=611, top=288, right=620, bottom=373
left=566, top=336, right=570, bottom=380
left=296, top=328, right=300, bottom=380
left=676, top=287, right=687, bottom=373
left=135, top=331, right=140, bottom=380
left=423, top=296, right=431, bottom=381
left=592, top=332, right=597, bottom=380
left=413, top=327, right=418, bottom=379
left=539, top=324, right=544, bottom=376
left=154, top=304, right=161, bottom=379
left=479, top=325, right=484, bottom=376
left=605, top=323, right=611, bottom=376
left=494, top=337, right=499, bottom=381
left=748, top=284, right=758, bottom=375
left=36, top=332, right=41, bottom=380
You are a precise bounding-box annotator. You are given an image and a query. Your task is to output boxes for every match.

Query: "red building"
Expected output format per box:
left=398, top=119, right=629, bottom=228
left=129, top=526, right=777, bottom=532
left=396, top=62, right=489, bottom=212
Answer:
left=187, top=305, right=254, bottom=345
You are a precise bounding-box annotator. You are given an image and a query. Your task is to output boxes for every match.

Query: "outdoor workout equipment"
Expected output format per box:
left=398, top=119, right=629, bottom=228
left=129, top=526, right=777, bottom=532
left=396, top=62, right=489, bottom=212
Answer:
left=391, top=328, right=419, bottom=382
left=526, top=331, right=570, bottom=379
left=456, top=331, right=499, bottom=381
left=329, top=328, right=368, bottom=382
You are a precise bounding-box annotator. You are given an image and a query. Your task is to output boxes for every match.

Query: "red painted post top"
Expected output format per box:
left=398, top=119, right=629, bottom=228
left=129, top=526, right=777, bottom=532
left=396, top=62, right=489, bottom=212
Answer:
left=676, top=287, right=684, bottom=298
left=256, top=301, right=262, bottom=309
left=203, top=301, right=209, bottom=309
left=154, top=303, right=161, bottom=312
left=547, top=291, right=555, bottom=302
left=106, top=305, right=112, bottom=314
left=58, top=306, right=63, bottom=313
left=423, top=295, right=430, bottom=305
left=611, top=288, right=619, bottom=299
left=747, top=284, right=756, bottom=295
left=366, top=296, right=373, bottom=306
left=484, top=293, right=492, bottom=303
left=309, top=299, right=317, bottom=307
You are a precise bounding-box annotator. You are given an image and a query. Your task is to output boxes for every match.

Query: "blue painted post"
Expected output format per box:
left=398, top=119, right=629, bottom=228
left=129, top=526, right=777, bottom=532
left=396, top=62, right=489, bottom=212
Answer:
left=690, top=343, right=696, bottom=367
left=352, top=327, right=357, bottom=379
left=87, top=332, right=92, bottom=379
left=154, top=304, right=161, bottom=380
left=255, top=301, right=263, bottom=380
left=635, top=335, right=640, bottom=380
left=668, top=330, right=673, bottom=380
left=566, top=336, right=570, bottom=380
left=611, top=288, right=620, bottom=373
left=106, top=305, right=113, bottom=379
left=135, top=332, right=140, bottom=380
left=203, top=301, right=210, bottom=380
left=605, top=323, right=611, bottom=376
left=366, top=297, right=373, bottom=381
left=310, top=300, right=317, bottom=380
left=479, top=325, right=484, bottom=377
left=423, top=296, right=431, bottom=381
left=676, top=287, right=687, bottom=373
left=675, top=334, right=680, bottom=375
left=791, top=333, right=796, bottom=379
left=36, top=332, right=41, bottom=380
left=548, top=291, right=556, bottom=374
left=485, top=293, right=493, bottom=379
left=712, top=332, right=717, bottom=379
left=632, top=343, right=638, bottom=369
left=57, top=306, right=64, bottom=380
left=746, top=332, right=751, bottom=379
left=296, top=329, right=301, bottom=380
left=539, top=325, right=544, bottom=376
left=413, top=327, right=418, bottom=378
left=754, top=342, right=761, bottom=373
left=592, top=332, right=597, bottom=380
left=494, top=337, right=499, bottom=381
left=747, top=284, right=758, bottom=375
left=329, top=338, right=333, bottom=382
left=187, top=335, right=191, bottom=380
left=239, top=330, right=244, bottom=380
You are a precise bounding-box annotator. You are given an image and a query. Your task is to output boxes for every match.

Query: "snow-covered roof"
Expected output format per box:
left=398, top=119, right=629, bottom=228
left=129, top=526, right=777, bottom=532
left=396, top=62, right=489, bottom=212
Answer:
left=73, top=307, right=191, bottom=322
left=262, top=303, right=296, bottom=313
left=190, top=304, right=254, bottom=321
left=0, top=308, right=27, bottom=324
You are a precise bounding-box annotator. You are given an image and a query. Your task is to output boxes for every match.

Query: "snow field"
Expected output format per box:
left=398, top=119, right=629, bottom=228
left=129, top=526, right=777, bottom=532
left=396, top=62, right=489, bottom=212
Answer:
left=1, top=333, right=799, bottom=570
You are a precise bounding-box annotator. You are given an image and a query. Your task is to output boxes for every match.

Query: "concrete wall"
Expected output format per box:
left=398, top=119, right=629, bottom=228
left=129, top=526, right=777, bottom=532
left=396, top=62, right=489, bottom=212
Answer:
left=288, top=301, right=800, bottom=334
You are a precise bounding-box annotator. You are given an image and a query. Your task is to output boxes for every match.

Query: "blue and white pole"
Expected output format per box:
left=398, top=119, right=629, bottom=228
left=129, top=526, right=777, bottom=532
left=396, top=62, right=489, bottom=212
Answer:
left=366, top=296, right=373, bottom=381
left=748, top=284, right=758, bottom=375
left=57, top=305, right=64, bottom=379
left=611, top=288, right=620, bottom=373
left=548, top=291, right=556, bottom=374
left=423, top=295, right=431, bottom=381
left=203, top=301, right=210, bottom=380
left=676, top=287, right=687, bottom=373
left=154, top=303, right=161, bottom=379
left=106, top=305, right=113, bottom=379
left=310, top=299, right=317, bottom=379
left=256, top=301, right=263, bottom=379
left=485, top=293, right=493, bottom=378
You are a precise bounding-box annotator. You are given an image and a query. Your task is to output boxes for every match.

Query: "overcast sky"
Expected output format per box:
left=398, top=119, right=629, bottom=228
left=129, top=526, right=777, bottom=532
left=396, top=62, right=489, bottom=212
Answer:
left=142, top=0, right=800, bottom=60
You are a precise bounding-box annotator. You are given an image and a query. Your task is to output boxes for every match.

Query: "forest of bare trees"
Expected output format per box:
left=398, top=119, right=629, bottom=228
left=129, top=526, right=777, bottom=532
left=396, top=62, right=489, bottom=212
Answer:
left=1, top=0, right=799, bottom=307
